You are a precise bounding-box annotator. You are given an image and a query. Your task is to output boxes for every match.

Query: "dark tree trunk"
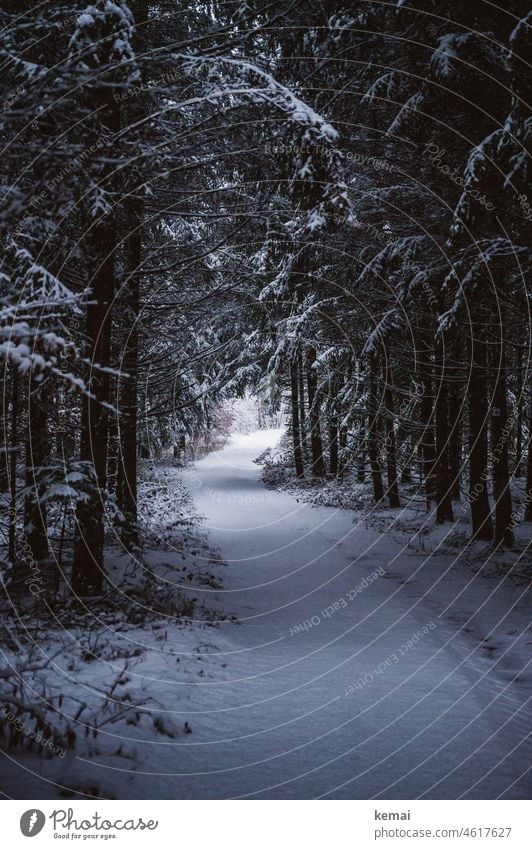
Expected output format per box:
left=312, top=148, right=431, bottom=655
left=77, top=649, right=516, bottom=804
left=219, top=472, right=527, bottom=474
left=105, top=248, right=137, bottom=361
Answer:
left=338, top=424, right=347, bottom=478
left=115, top=9, right=146, bottom=547
left=514, top=342, right=524, bottom=476
left=368, top=359, right=384, bottom=503
left=434, top=338, right=454, bottom=523
left=117, top=198, right=141, bottom=547
left=72, top=88, right=120, bottom=594
left=306, top=346, right=325, bottom=477
left=447, top=357, right=463, bottom=501
left=328, top=421, right=338, bottom=477
left=8, top=367, right=19, bottom=565
left=0, top=376, right=8, bottom=492
left=107, top=392, right=119, bottom=497
left=383, top=362, right=400, bottom=507
left=525, top=392, right=532, bottom=521
left=297, top=352, right=307, bottom=465
left=327, top=370, right=340, bottom=477
left=72, top=215, right=116, bottom=594
left=468, top=329, right=493, bottom=540
left=290, top=360, right=305, bottom=479
left=24, top=377, right=49, bottom=566
left=491, top=337, right=513, bottom=546
left=357, top=418, right=366, bottom=482
left=419, top=341, right=436, bottom=510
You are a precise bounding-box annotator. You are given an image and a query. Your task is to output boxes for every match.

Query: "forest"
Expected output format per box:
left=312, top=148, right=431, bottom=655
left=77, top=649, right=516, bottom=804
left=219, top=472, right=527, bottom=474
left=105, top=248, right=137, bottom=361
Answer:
left=0, top=0, right=530, bottom=802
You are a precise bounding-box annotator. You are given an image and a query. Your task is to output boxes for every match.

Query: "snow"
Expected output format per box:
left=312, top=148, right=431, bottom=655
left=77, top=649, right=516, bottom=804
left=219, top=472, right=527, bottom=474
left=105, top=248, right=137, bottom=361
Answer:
left=388, top=92, right=423, bottom=136
left=431, top=35, right=462, bottom=79
left=306, top=208, right=327, bottom=232
left=2, top=430, right=530, bottom=799
left=183, top=56, right=339, bottom=143
left=362, top=309, right=404, bottom=354
left=510, top=11, right=532, bottom=47
left=362, top=72, right=398, bottom=106
left=76, top=13, right=96, bottom=29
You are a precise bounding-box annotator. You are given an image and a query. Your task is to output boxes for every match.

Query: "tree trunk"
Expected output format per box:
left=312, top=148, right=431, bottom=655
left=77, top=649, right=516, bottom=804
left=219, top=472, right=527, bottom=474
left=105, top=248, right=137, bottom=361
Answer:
left=117, top=198, right=141, bottom=547
left=297, top=351, right=307, bottom=465
left=8, top=366, right=19, bottom=565
left=525, top=392, right=532, bottom=521
left=468, top=329, right=493, bottom=540
left=368, top=359, right=384, bottom=503
left=434, top=338, right=454, bottom=522
left=24, top=376, right=49, bottom=566
left=447, top=357, right=463, bottom=501
left=514, top=342, right=524, bottom=476
left=107, top=388, right=119, bottom=497
left=306, top=346, right=325, bottom=477
left=328, top=421, right=338, bottom=477
left=338, top=424, right=347, bottom=479
left=419, top=340, right=436, bottom=510
left=72, top=87, right=120, bottom=594
left=0, top=376, right=8, bottom=492
left=491, top=334, right=513, bottom=545
left=72, top=216, right=116, bottom=594
left=115, top=9, right=146, bottom=547
left=357, top=417, right=366, bottom=482
left=290, top=360, right=305, bottom=478
left=383, top=362, right=400, bottom=507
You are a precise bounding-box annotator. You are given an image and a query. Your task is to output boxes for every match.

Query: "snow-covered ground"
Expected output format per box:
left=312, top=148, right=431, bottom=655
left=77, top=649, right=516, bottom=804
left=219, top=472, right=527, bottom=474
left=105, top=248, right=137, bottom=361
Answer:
left=2, top=429, right=530, bottom=799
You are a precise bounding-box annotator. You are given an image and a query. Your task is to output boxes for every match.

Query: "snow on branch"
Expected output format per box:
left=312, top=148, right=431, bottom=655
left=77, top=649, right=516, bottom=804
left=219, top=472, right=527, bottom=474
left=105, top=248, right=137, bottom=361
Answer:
left=439, top=238, right=529, bottom=332
left=388, top=91, right=423, bottom=136
left=68, top=0, right=139, bottom=82
left=430, top=33, right=505, bottom=81
left=0, top=243, right=84, bottom=379
left=10, top=243, right=84, bottom=308
left=362, top=72, right=400, bottom=106
left=181, top=54, right=338, bottom=143
left=357, top=235, right=428, bottom=286
left=362, top=309, right=404, bottom=355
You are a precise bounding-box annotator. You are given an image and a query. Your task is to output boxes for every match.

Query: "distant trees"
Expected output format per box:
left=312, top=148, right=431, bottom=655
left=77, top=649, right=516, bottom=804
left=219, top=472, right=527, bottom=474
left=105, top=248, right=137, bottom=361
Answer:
left=243, top=0, right=531, bottom=549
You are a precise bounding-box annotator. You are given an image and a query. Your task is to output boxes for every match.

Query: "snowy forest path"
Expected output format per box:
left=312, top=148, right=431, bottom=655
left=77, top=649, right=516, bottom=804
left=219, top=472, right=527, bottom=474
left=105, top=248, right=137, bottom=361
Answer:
left=173, top=430, right=531, bottom=799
